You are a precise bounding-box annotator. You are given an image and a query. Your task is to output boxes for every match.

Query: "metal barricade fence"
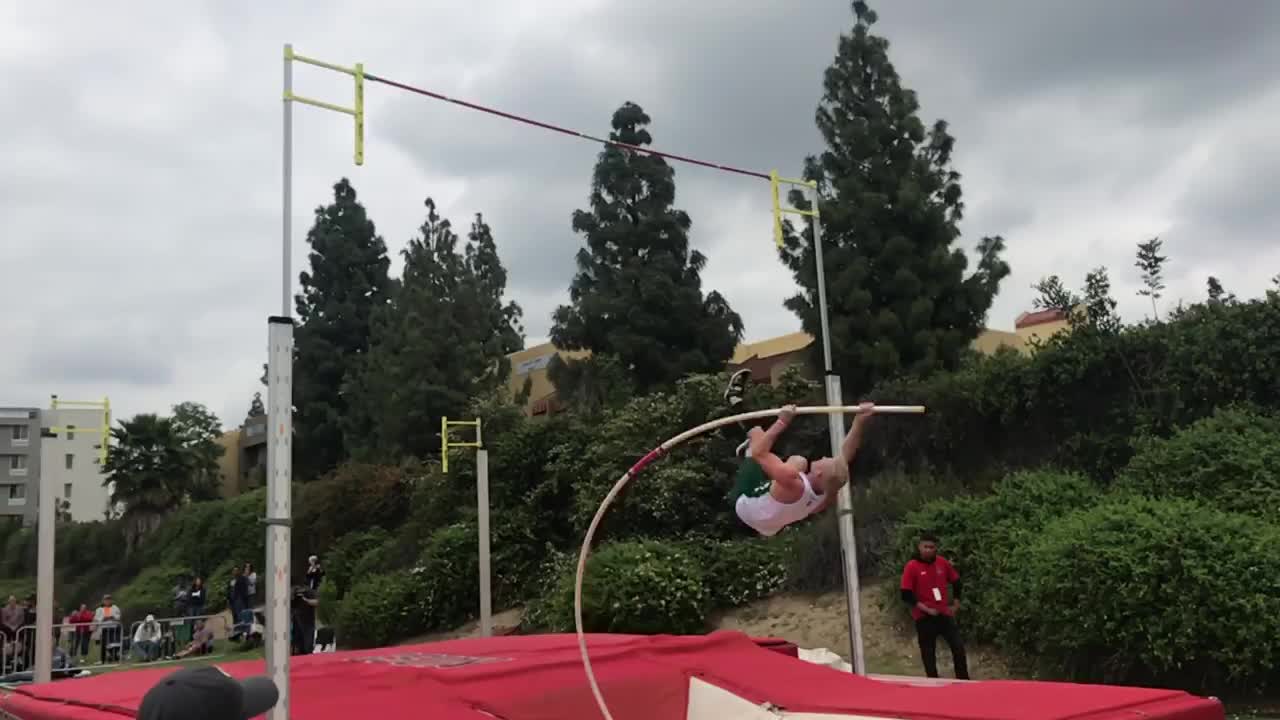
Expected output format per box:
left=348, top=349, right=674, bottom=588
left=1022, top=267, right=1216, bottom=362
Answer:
left=125, top=612, right=231, bottom=664
left=2, top=613, right=232, bottom=676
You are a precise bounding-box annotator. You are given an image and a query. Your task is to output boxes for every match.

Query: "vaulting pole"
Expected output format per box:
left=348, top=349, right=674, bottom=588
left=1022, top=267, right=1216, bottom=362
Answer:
left=575, top=404, right=926, bottom=720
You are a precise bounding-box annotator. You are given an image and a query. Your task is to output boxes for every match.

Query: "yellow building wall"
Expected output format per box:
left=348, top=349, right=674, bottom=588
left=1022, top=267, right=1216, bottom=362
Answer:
left=1015, top=317, right=1071, bottom=346
left=216, top=430, right=242, bottom=498
left=504, top=320, right=1068, bottom=416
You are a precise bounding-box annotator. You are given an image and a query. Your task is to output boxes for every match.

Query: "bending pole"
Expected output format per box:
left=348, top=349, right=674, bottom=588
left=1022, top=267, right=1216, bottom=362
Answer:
left=575, top=404, right=925, bottom=720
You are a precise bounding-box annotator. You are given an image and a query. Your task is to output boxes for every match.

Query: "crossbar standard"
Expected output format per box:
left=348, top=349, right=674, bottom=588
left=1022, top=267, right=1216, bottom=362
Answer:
left=575, top=404, right=926, bottom=720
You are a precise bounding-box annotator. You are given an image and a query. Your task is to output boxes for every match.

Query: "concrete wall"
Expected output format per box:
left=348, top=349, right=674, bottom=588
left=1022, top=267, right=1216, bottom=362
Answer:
left=0, top=407, right=41, bottom=527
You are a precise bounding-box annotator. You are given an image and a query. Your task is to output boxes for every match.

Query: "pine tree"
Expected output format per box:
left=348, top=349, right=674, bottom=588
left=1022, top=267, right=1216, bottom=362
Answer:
left=551, top=101, right=743, bottom=395
left=1203, top=271, right=1223, bottom=299
left=292, top=178, right=393, bottom=478
left=1134, top=236, right=1167, bottom=320
left=344, top=198, right=523, bottom=460
left=781, top=1, right=1009, bottom=393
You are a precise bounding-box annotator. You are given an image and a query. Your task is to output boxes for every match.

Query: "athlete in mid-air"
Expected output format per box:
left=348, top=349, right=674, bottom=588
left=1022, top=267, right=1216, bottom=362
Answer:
left=722, top=369, right=876, bottom=537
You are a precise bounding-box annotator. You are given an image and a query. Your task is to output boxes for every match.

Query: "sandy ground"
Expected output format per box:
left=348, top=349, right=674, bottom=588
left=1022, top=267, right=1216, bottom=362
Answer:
left=403, top=584, right=1008, bottom=680
left=710, top=583, right=1010, bottom=680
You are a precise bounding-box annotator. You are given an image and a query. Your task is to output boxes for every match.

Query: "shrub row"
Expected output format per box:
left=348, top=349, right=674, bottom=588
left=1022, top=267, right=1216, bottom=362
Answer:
left=885, top=412, right=1280, bottom=695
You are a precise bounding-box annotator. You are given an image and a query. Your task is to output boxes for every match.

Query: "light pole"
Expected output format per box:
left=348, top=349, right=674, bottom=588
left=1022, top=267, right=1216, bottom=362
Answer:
left=771, top=172, right=865, bottom=675
left=272, top=44, right=364, bottom=720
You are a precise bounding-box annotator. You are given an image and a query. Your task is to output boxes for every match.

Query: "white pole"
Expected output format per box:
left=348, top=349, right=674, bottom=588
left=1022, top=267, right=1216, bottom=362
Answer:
left=265, top=318, right=293, bottom=720
left=809, top=184, right=866, bottom=675
left=477, top=449, right=492, bottom=638
left=34, top=451, right=54, bottom=684
left=264, top=42, right=294, bottom=720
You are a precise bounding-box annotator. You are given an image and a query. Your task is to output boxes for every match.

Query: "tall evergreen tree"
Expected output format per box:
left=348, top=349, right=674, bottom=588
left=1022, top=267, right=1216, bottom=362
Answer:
left=781, top=1, right=1010, bottom=393
left=1134, top=236, right=1167, bottom=320
left=292, top=178, right=393, bottom=478
left=344, top=198, right=523, bottom=460
left=550, top=102, right=743, bottom=394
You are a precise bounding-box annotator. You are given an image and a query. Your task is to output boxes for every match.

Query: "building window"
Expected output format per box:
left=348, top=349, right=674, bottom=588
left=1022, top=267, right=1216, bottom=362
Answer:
left=10, top=425, right=29, bottom=440
left=64, top=483, right=72, bottom=499
left=65, top=454, right=74, bottom=470
left=66, top=425, right=76, bottom=441
left=8, top=484, right=25, bottom=500
left=8, top=455, right=27, bottom=474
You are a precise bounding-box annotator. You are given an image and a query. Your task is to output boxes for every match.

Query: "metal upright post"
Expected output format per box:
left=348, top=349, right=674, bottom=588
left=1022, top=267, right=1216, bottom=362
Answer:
left=808, top=183, right=866, bottom=675
left=263, top=42, right=296, bottom=720
left=477, top=449, right=492, bottom=637
left=33, top=466, right=54, bottom=683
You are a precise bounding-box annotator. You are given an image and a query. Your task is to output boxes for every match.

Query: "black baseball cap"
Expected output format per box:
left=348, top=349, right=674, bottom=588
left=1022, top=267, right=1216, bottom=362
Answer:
left=138, top=666, right=279, bottom=720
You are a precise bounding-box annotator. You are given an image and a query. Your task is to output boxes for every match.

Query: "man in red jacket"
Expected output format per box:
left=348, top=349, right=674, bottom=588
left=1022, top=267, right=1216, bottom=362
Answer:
left=900, top=531, right=969, bottom=679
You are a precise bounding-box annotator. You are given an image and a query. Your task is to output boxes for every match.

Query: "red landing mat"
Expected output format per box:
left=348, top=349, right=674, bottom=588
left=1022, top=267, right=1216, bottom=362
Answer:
left=0, top=631, right=1222, bottom=720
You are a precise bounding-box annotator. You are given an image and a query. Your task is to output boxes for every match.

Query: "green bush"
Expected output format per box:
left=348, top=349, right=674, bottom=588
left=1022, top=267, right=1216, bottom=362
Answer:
left=1116, top=406, right=1280, bottom=521
left=886, top=469, right=1102, bottom=641
left=324, top=529, right=393, bottom=600
left=413, top=522, right=479, bottom=630
left=993, top=495, right=1280, bottom=693
left=112, top=565, right=189, bottom=622
left=140, top=490, right=265, bottom=576
left=292, top=463, right=413, bottom=569
left=526, top=540, right=710, bottom=635
left=682, top=537, right=788, bottom=609
left=336, top=570, right=423, bottom=648
left=785, top=470, right=968, bottom=593
left=866, top=292, right=1280, bottom=484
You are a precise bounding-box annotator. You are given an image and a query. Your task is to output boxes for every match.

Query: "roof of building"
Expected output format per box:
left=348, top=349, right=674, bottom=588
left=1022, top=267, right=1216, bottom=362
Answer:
left=729, top=331, right=813, bottom=364
left=1015, top=307, right=1070, bottom=329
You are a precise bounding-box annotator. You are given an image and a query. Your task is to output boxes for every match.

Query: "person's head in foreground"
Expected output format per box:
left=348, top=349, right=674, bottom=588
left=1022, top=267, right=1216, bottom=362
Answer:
left=139, top=666, right=279, bottom=720
left=917, top=531, right=939, bottom=562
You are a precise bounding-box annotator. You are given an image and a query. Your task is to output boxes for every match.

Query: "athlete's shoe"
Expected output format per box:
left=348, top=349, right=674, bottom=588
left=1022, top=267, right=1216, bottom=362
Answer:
left=724, top=368, right=752, bottom=407
left=735, top=437, right=752, bottom=457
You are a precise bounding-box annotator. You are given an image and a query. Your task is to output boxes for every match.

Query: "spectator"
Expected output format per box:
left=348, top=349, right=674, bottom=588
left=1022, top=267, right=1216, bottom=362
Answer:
left=188, top=578, right=206, bottom=618
left=20, top=596, right=36, bottom=669
left=243, top=563, right=257, bottom=603
left=69, top=603, right=93, bottom=661
left=1, top=596, right=22, bottom=644
left=136, top=666, right=279, bottom=720
left=172, top=579, right=190, bottom=617
left=306, top=555, right=324, bottom=591
left=229, top=567, right=251, bottom=629
left=174, top=621, right=215, bottom=659
left=93, top=595, right=123, bottom=664
left=131, top=615, right=162, bottom=662
left=290, top=586, right=318, bottom=656
left=900, top=531, right=969, bottom=680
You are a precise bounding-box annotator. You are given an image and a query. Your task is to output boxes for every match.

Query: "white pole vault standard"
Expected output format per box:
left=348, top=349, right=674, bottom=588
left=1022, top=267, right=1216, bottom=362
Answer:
left=264, top=317, right=294, bottom=720
left=477, top=449, right=492, bottom=638
left=575, top=403, right=925, bottom=720
left=264, top=42, right=296, bottom=720
left=33, top=459, right=54, bottom=684
left=807, top=181, right=866, bottom=676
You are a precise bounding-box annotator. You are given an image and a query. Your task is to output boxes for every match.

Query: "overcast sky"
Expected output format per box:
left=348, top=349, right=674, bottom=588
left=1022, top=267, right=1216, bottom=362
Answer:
left=4, top=0, right=1279, bottom=429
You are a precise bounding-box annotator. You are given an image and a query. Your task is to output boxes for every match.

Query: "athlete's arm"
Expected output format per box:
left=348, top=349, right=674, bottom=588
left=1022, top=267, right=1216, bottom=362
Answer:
left=838, top=402, right=876, bottom=465
left=753, top=451, right=802, bottom=494
left=748, top=404, right=797, bottom=458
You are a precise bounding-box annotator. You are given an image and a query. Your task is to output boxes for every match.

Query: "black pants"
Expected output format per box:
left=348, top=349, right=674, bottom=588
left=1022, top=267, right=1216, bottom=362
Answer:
left=915, top=614, right=969, bottom=679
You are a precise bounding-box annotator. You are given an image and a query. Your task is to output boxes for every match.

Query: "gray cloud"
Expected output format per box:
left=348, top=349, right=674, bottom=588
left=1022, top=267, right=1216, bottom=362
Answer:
left=3, top=0, right=1278, bottom=426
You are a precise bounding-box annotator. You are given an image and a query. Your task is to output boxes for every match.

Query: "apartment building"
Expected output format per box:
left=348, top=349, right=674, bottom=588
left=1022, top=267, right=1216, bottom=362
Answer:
left=0, top=401, right=114, bottom=527
left=0, top=407, right=42, bottom=527
left=40, top=405, right=114, bottom=522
